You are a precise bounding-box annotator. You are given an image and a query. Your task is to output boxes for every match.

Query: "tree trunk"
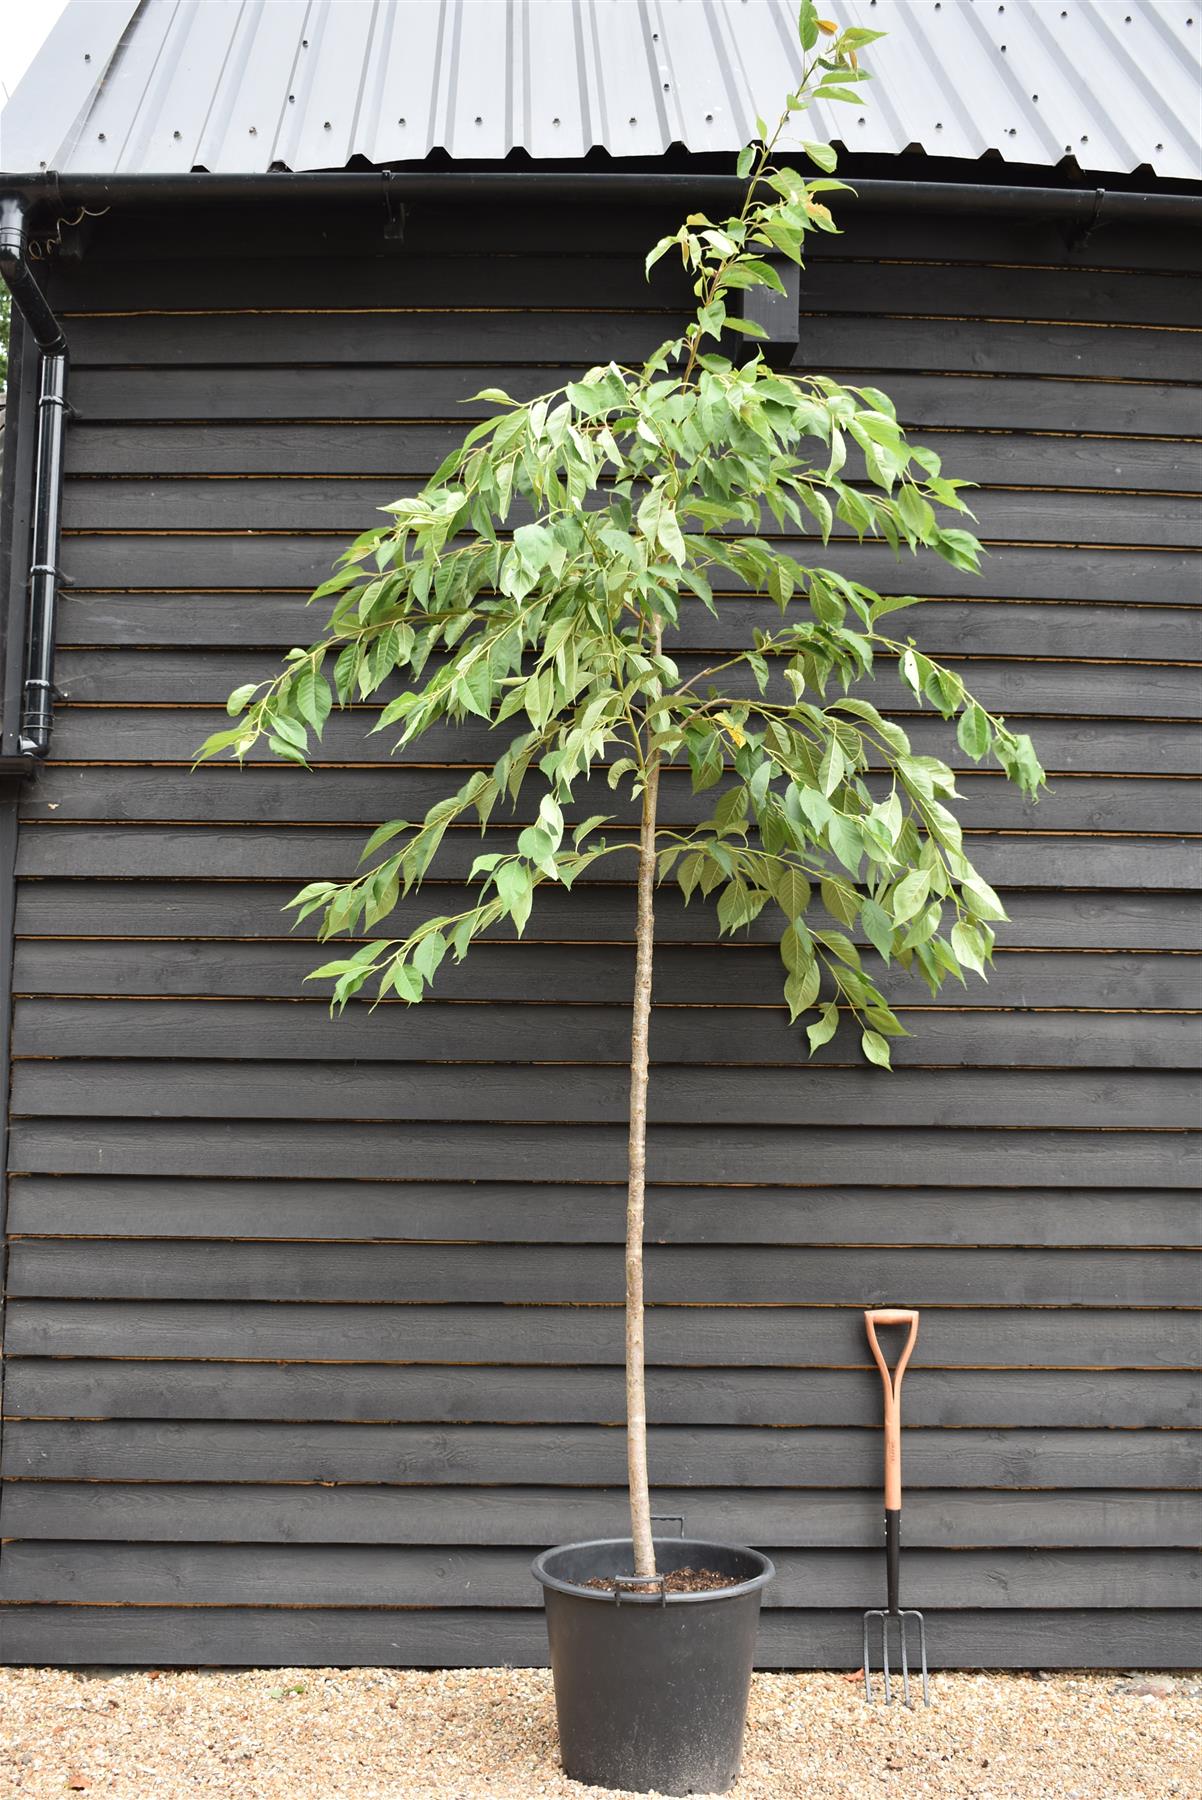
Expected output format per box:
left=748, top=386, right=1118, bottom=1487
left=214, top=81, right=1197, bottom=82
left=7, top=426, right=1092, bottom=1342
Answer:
left=626, top=742, right=661, bottom=1578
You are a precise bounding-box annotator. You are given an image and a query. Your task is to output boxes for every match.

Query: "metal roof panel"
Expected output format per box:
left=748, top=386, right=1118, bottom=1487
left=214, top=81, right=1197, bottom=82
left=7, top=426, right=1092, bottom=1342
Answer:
left=3, top=0, right=1199, bottom=181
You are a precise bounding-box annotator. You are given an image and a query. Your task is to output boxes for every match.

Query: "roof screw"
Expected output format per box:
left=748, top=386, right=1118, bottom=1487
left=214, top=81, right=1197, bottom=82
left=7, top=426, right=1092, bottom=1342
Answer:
left=1081, top=133, right=1088, bottom=142
left=288, top=94, right=295, bottom=104
left=474, top=115, right=482, bottom=124
left=84, top=52, right=91, bottom=62
left=398, top=116, right=406, bottom=125
left=663, top=81, right=670, bottom=90
left=629, top=115, right=637, bottom=125
left=705, top=112, right=714, bottom=122
left=249, top=125, right=257, bottom=135
left=552, top=117, right=560, bottom=126
left=1032, top=92, right=1039, bottom=100
left=173, top=130, right=181, bottom=140
left=98, top=131, right=106, bottom=140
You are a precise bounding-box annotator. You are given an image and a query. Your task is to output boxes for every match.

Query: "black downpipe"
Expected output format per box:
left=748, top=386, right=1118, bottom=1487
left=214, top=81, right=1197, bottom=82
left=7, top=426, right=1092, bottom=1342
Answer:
left=0, top=196, right=68, bottom=762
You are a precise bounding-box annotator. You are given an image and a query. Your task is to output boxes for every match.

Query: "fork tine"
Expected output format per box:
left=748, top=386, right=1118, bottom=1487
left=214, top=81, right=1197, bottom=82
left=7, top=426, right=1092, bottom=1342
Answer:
left=899, top=1612, right=911, bottom=1708
left=914, top=1610, right=930, bottom=1707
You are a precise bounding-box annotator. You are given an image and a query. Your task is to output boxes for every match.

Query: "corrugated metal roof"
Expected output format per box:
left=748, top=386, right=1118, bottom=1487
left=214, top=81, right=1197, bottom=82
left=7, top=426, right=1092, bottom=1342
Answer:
left=2, top=0, right=1199, bottom=181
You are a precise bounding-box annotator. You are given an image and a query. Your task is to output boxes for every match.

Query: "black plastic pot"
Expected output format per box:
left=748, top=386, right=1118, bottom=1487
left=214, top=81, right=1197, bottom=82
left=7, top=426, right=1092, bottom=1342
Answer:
left=532, top=1535, right=775, bottom=1796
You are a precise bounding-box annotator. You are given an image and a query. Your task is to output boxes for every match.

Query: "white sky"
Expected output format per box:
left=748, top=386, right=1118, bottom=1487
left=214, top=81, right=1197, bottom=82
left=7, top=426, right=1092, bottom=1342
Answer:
left=1, top=0, right=73, bottom=105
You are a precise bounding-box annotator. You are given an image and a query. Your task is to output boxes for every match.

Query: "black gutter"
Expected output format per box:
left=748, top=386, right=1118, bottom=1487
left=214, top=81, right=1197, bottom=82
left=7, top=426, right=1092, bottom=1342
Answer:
left=0, top=196, right=68, bottom=768
left=4, top=169, right=1200, bottom=224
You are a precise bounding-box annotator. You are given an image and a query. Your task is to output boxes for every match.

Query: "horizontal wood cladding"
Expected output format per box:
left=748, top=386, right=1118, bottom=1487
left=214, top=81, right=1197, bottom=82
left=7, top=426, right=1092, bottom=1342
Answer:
left=8, top=1239, right=1198, bottom=1304
left=3, top=209, right=1199, bottom=1670
left=51, top=648, right=1202, bottom=712
left=13, top=941, right=1198, bottom=1007
left=57, top=482, right=1202, bottom=548
left=68, top=366, right=1202, bottom=437
left=4, top=1606, right=1196, bottom=1671
left=9, top=1119, right=1196, bottom=1188
left=58, top=535, right=1202, bottom=602
left=66, top=204, right=1202, bottom=272
left=12, top=1001, right=1200, bottom=1069
left=49, top=599, right=1202, bottom=663
left=9, top=1301, right=1196, bottom=1368
left=60, top=312, right=1202, bottom=385
left=9, top=1177, right=1200, bottom=1247
left=8, top=1064, right=1199, bottom=1130
left=15, top=826, right=1198, bottom=886
left=19, top=765, right=1198, bottom=831
left=49, top=252, right=1201, bottom=326
left=14, top=884, right=1202, bottom=952
left=61, top=423, right=1202, bottom=493
left=6, top=1485, right=1198, bottom=1550
left=4, top=1543, right=1197, bottom=1611
left=6, top=1422, right=1198, bottom=1489
left=6, top=1362, right=1197, bottom=1430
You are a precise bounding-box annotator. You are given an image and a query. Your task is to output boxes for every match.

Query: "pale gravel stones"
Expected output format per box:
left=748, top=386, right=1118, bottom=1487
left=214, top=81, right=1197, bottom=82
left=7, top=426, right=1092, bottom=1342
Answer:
left=2, top=1665, right=1198, bottom=1799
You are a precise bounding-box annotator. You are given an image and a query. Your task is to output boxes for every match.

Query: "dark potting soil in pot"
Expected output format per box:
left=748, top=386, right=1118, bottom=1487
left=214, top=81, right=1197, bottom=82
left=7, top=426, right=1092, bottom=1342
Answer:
left=580, top=1566, right=739, bottom=1595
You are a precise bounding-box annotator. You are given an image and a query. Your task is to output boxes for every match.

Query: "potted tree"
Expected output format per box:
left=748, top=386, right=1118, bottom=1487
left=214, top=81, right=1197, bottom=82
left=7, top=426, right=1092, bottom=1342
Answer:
left=199, top=9, right=1044, bottom=1791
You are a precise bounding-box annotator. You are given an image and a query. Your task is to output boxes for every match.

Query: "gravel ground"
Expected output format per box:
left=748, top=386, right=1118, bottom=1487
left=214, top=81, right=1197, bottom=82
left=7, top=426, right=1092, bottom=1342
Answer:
left=2, top=1665, right=1199, bottom=1799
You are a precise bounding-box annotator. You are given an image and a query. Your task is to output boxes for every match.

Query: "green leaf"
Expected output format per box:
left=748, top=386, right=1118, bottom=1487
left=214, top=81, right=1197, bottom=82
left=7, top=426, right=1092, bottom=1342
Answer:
left=860, top=896, right=894, bottom=962
left=195, top=725, right=253, bottom=762
left=802, top=140, right=838, bottom=172
left=820, top=876, right=859, bottom=928
left=736, top=145, right=756, bottom=178
left=267, top=734, right=309, bottom=767
left=412, top=931, right=447, bottom=983
left=956, top=701, right=992, bottom=761
left=774, top=866, right=813, bottom=924
left=496, top=861, right=534, bottom=934
left=389, top=962, right=425, bottom=1004
left=806, top=1001, right=839, bottom=1053
left=962, top=876, right=1008, bottom=922
left=818, top=737, right=845, bottom=796
left=226, top=683, right=258, bottom=717
left=294, top=668, right=332, bottom=737
left=861, top=1029, right=892, bottom=1069
left=951, top=920, right=987, bottom=976
left=780, top=923, right=810, bottom=975
left=890, top=868, right=930, bottom=925
left=784, top=959, right=821, bottom=1022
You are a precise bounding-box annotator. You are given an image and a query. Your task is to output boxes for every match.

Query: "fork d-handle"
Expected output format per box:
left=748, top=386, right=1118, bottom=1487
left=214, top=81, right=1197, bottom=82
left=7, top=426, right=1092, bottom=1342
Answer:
left=865, top=1308, right=919, bottom=1609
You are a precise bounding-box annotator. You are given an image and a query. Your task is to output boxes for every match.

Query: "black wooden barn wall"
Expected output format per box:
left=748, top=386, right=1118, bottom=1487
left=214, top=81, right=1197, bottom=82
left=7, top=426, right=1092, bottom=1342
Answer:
left=0, top=194, right=1198, bottom=1667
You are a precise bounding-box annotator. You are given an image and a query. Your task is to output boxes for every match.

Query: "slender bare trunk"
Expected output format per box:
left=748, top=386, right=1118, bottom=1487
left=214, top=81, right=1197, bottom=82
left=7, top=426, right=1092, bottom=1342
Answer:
left=626, top=740, right=661, bottom=1578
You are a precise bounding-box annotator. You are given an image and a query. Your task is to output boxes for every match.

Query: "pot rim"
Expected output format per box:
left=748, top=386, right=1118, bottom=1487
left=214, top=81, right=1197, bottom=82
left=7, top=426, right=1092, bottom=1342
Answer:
left=532, top=1536, right=776, bottom=1605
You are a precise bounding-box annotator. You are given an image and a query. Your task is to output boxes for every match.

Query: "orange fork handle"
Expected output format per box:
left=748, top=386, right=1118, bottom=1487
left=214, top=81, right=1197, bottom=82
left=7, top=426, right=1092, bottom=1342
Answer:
left=865, top=1308, right=919, bottom=1511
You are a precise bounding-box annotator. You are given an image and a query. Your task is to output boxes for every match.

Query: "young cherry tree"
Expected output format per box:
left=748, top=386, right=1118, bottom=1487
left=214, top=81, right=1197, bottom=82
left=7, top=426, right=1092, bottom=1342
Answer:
left=199, top=8, right=1044, bottom=1581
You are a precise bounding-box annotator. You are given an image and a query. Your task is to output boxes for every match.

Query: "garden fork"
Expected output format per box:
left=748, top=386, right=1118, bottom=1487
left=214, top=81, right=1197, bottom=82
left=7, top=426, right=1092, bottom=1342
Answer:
left=862, top=1307, right=929, bottom=1706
